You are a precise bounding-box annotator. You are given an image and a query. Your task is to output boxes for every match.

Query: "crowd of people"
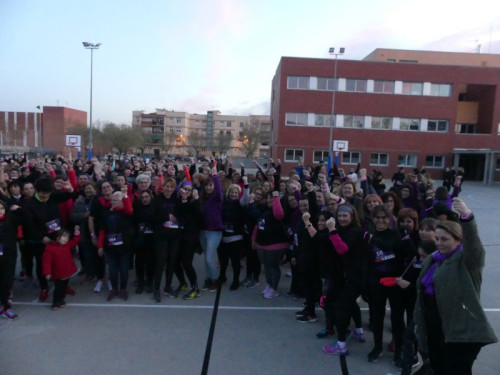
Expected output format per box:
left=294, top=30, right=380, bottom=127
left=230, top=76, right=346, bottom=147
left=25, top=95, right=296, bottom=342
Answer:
left=0, top=153, right=497, bottom=374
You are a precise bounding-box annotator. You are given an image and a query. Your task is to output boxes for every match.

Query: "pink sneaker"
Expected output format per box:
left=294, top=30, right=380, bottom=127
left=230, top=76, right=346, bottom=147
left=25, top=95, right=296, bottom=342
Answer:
left=323, top=342, right=348, bottom=355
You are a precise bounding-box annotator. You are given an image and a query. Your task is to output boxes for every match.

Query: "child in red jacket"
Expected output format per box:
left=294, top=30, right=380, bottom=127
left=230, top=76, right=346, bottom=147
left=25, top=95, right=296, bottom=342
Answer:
left=43, top=226, right=80, bottom=310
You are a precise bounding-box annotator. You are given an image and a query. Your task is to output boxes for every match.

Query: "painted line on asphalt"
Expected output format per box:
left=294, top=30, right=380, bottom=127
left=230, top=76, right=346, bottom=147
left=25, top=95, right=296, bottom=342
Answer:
left=11, top=302, right=500, bottom=312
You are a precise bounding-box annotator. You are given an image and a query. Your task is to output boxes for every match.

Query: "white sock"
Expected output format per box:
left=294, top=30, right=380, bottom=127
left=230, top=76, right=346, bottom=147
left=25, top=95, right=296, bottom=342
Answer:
left=337, top=341, right=346, bottom=348
left=356, top=328, right=364, bottom=334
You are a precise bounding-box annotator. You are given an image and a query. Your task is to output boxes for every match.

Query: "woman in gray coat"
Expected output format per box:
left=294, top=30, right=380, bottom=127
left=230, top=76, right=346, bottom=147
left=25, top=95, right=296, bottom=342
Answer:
left=415, top=198, right=497, bottom=375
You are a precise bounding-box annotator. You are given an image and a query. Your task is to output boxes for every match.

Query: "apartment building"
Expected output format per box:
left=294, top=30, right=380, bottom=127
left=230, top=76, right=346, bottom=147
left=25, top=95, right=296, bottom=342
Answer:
left=132, top=109, right=271, bottom=158
left=270, top=49, right=500, bottom=183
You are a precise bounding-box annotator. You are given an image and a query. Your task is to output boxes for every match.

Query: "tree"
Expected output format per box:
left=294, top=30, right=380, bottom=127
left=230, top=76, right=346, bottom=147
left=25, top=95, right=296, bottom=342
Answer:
left=100, top=123, right=146, bottom=155
left=186, top=130, right=206, bottom=158
left=162, top=131, right=178, bottom=155
left=240, top=118, right=261, bottom=158
left=213, top=131, right=233, bottom=157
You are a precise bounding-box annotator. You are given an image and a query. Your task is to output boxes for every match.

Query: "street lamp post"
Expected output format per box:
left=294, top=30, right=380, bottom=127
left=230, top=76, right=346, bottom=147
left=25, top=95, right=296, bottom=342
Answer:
left=328, top=47, right=345, bottom=173
left=82, top=42, right=101, bottom=160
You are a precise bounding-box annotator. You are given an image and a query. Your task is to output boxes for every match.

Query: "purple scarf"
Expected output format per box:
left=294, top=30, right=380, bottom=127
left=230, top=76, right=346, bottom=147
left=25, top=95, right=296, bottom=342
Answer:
left=421, top=245, right=463, bottom=296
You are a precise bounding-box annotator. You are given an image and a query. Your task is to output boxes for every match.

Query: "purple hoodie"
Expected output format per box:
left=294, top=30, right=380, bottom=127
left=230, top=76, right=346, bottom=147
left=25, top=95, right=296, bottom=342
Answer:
left=202, top=174, right=224, bottom=231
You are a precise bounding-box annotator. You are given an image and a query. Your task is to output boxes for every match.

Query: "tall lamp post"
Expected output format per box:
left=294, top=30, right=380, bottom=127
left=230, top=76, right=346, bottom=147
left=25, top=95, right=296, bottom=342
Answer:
left=327, top=47, right=345, bottom=173
left=82, top=42, right=101, bottom=160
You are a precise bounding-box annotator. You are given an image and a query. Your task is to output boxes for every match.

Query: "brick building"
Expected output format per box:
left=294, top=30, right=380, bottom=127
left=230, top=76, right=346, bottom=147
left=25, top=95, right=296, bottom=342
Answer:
left=270, top=49, right=500, bottom=184
left=0, top=106, right=87, bottom=155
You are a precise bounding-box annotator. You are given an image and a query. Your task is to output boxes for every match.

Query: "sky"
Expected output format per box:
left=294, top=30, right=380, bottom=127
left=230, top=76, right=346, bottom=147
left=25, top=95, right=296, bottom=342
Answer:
left=1, top=0, right=500, bottom=126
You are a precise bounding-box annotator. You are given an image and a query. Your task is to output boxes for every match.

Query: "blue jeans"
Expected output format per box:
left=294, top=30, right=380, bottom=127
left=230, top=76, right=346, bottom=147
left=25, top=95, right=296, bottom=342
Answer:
left=199, top=230, right=222, bottom=280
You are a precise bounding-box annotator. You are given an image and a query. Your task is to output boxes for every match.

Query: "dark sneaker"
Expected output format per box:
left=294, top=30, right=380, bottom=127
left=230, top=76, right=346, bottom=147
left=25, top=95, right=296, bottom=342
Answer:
left=246, top=279, right=259, bottom=288
left=163, top=287, right=177, bottom=298
left=39, top=289, right=49, bottom=302
left=229, top=282, right=239, bottom=291
left=154, top=290, right=161, bottom=303
left=145, top=284, right=153, bottom=293
left=183, top=288, right=201, bottom=300
left=174, top=283, right=189, bottom=295
left=208, top=280, right=218, bottom=293
left=367, top=348, right=383, bottom=363
left=135, top=285, right=145, bottom=294
left=240, top=277, right=250, bottom=286
left=316, top=328, right=336, bottom=339
left=218, top=275, right=227, bottom=284
left=297, top=314, right=318, bottom=323
left=295, top=308, right=308, bottom=317
left=66, top=286, right=76, bottom=296
left=201, top=279, right=210, bottom=291
left=119, top=289, right=129, bottom=301
left=106, top=290, right=117, bottom=302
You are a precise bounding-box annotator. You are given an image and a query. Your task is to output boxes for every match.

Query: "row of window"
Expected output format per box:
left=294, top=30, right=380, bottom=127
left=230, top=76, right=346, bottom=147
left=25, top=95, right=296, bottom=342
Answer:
left=285, top=149, right=445, bottom=168
left=285, top=113, right=449, bottom=132
left=287, top=76, right=451, bottom=97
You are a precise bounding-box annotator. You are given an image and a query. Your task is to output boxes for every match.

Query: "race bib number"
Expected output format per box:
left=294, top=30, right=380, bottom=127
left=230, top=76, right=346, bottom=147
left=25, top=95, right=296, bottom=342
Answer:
left=45, top=219, right=61, bottom=233
left=163, top=221, right=179, bottom=229
left=258, top=219, right=265, bottom=230
left=224, top=223, right=234, bottom=233
left=374, top=250, right=396, bottom=263
left=107, top=233, right=123, bottom=246
left=413, top=262, right=422, bottom=269
left=139, top=223, right=154, bottom=234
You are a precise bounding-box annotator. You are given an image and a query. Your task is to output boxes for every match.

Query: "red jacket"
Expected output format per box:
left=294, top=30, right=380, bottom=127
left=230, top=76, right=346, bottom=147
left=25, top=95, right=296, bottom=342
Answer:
left=42, top=234, right=80, bottom=280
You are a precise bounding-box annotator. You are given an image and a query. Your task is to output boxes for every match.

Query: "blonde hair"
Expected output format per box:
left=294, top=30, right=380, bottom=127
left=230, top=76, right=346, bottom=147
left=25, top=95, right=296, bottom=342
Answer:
left=226, top=183, right=241, bottom=198
left=436, top=220, right=463, bottom=242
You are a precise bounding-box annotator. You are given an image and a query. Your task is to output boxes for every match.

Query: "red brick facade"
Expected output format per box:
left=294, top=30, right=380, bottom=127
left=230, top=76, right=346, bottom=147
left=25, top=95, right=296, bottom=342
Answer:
left=271, top=55, right=500, bottom=183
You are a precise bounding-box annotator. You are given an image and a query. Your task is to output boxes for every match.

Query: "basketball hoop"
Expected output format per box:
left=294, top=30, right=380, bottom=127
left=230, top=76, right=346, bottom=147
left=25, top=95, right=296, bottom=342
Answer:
left=333, top=140, right=349, bottom=153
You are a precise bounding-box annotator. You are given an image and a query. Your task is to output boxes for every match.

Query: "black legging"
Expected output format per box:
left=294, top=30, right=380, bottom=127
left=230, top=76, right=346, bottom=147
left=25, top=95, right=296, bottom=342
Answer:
left=24, top=242, right=48, bottom=290
left=135, top=234, right=155, bottom=287
left=243, top=234, right=261, bottom=281
left=154, top=236, right=181, bottom=291
left=0, top=248, right=16, bottom=308
left=218, top=240, right=243, bottom=285
left=180, top=237, right=199, bottom=289
left=369, top=282, right=405, bottom=352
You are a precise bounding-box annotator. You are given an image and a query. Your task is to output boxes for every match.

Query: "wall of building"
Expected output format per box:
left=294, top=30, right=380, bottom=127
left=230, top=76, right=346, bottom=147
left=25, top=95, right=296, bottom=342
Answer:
left=271, top=56, right=500, bottom=182
left=42, top=106, right=87, bottom=153
left=0, top=111, right=42, bottom=152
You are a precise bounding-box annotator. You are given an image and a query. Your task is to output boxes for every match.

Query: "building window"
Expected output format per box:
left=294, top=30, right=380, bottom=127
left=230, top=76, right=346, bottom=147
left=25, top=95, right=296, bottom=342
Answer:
left=317, top=77, right=337, bottom=91
left=427, top=120, right=449, bottom=132
left=398, top=154, right=417, bottom=167
left=496, top=158, right=500, bottom=171
left=455, top=123, right=476, bottom=134
left=285, top=113, right=308, bottom=126
left=373, top=80, right=395, bottom=94
left=240, top=122, right=244, bottom=128
left=430, top=83, right=451, bottom=97
left=285, top=149, right=304, bottom=162
left=400, top=118, right=420, bottom=131
left=345, top=79, right=367, bottom=92
left=371, top=117, right=392, bottom=130
left=176, top=118, right=181, bottom=123
left=226, top=121, right=232, bottom=127
left=313, top=150, right=329, bottom=163
left=342, top=152, right=361, bottom=165
left=402, top=82, right=423, bottom=95
left=343, top=115, right=364, bottom=128
left=315, top=114, right=334, bottom=127
left=370, top=153, right=389, bottom=166
left=425, top=155, right=445, bottom=168
left=287, top=76, right=310, bottom=90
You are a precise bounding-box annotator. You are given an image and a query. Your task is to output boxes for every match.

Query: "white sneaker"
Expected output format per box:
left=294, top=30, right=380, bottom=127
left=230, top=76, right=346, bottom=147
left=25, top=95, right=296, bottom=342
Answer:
left=107, top=280, right=112, bottom=291
left=94, top=280, right=103, bottom=293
